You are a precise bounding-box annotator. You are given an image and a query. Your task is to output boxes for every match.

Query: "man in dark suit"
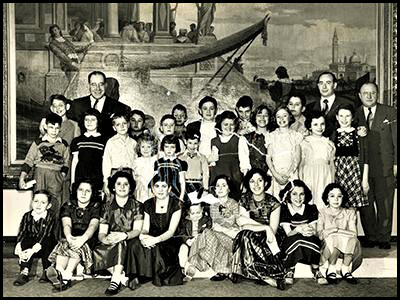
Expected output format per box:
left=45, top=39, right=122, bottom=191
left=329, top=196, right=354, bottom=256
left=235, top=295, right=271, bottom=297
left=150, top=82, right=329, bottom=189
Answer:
left=355, top=82, right=397, bottom=249
left=68, top=71, right=131, bottom=139
left=305, top=71, right=354, bottom=138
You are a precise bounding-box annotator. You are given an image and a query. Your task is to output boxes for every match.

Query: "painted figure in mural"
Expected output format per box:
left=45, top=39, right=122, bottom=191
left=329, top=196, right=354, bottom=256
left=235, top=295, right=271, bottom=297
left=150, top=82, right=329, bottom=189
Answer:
left=196, top=3, right=216, bottom=36
left=170, top=3, right=179, bottom=23
left=47, top=24, right=92, bottom=72
left=268, top=66, right=294, bottom=107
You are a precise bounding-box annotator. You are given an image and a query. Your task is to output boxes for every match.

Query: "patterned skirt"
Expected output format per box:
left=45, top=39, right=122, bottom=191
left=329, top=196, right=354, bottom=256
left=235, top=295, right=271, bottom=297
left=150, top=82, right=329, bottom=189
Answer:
left=335, top=156, right=368, bottom=208
left=48, top=239, right=94, bottom=274
left=231, top=230, right=286, bottom=280
left=92, top=241, right=127, bottom=272
left=188, top=228, right=234, bottom=274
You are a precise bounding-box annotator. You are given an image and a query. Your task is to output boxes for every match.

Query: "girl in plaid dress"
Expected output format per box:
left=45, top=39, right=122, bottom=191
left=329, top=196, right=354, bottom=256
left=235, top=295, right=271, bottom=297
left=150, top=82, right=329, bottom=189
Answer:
left=47, top=179, right=101, bottom=292
left=333, top=104, right=369, bottom=209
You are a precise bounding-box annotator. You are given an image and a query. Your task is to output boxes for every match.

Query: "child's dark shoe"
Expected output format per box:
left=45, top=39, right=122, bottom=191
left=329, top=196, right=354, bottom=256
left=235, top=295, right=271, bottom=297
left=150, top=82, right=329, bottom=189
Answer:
left=105, top=281, right=121, bottom=296
left=326, top=272, right=338, bottom=284
left=13, top=273, right=29, bottom=286
left=276, top=278, right=286, bottom=290
left=342, top=272, right=358, bottom=284
left=209, top=273, right=227, bottom=281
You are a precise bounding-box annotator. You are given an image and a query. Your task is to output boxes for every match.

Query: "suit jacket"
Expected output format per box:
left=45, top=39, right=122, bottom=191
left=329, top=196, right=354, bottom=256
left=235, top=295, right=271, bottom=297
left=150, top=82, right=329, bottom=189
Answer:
left=68, top=95, right=131, bottom=140
left=305, top=95, right=354, bottom=138
left=355, top=103, right=397, bottom=177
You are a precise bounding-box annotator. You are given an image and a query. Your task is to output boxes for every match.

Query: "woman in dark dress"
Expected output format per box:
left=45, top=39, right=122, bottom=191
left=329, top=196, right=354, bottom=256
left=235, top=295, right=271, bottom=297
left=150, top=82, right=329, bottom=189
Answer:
left=47, top=179, right=101, bottom=292
left=92, top=171, right=144, bottom=295
left=232, top=168, right=286, bottom=290
left=125, top=173, right=183, bottom=289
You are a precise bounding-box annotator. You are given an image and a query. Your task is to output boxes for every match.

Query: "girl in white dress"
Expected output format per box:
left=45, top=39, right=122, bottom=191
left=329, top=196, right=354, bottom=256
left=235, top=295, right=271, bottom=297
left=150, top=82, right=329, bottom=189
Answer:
left=299, top=111, right=336, bottom=211
left=265, top=106, right=303, bottom=198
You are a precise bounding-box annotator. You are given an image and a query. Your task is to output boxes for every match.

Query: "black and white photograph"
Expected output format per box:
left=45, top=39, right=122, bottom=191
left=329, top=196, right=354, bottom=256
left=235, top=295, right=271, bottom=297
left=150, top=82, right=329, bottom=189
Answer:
left=3, top=3, right=397, bottom=297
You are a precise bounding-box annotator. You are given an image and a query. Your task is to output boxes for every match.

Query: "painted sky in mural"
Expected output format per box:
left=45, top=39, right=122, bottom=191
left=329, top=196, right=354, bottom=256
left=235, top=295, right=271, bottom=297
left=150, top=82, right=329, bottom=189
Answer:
left=139, top=3, right=377, bottom=80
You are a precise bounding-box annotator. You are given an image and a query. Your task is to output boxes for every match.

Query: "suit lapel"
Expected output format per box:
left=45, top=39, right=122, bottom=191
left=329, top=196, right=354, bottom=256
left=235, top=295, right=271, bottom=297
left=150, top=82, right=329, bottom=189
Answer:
left=371, top=104, right=383, bottom=130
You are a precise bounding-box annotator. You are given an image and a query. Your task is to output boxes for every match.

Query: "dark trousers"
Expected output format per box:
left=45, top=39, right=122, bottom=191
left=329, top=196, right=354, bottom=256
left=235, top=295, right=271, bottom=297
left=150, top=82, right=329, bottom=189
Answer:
left=359, top=175, right=395, bottom=243
left=19, top=237, right=55, bottom=271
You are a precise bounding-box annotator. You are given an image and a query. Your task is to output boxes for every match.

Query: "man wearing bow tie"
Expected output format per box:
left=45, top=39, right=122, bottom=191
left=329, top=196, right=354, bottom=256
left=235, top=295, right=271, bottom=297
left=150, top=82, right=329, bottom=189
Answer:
left=68, top=71, right=131, bottom=140
left=355, top=82, right=397, bottom=250
left=305, top=72, right=354, bottom=138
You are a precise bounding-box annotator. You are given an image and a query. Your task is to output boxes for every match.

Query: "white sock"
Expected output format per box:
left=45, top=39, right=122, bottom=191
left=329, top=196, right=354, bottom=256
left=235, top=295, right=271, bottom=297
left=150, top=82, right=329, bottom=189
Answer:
left=63, top=271, right=73, bottom=281
left=111, top=272, right=121, bottom=284
left=341, top=265, right=350, bottom=275
left=21, top=268, right=29, bottom=275
left=327, top=265, right=337, bottom=275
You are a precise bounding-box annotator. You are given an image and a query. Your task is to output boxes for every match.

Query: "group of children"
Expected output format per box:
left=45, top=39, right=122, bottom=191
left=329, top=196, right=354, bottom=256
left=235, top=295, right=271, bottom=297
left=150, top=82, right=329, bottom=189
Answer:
left=14, top=91, right=367, bottom=293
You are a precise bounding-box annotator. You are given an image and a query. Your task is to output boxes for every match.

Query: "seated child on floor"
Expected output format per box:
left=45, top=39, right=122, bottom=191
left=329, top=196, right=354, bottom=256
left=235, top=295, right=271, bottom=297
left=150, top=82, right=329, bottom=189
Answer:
left=177, top=202, right=212, bottom=280
left=317, top=183, right=362, bottom=285
left=46, top=179, right=101, bottom=292
left=13, top=190, right=57, bottom=286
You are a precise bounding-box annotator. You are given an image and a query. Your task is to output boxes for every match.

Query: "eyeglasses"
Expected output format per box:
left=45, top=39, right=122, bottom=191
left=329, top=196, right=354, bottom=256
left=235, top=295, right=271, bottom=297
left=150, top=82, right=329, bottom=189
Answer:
left=90, top=83, right=105, bottom=89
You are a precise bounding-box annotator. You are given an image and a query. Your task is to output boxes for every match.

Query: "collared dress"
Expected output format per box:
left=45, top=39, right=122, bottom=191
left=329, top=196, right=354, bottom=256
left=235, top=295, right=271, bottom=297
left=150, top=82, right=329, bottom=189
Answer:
left=231, top=192, right=286, bottom=280
left=279, top=203, right=322, bottom=268
left=333, top=128, right=368, bottom=208
left=48, top=199, right=101, bottom=274
left=70, top=132, right=107, bottom=192
left=92, top=196, right=144, bottom=271
left=317, top=207, right=363, bottom=272
left=133, top=155, right=158, bottom=203
left=244, top=131, right=269, bottom=172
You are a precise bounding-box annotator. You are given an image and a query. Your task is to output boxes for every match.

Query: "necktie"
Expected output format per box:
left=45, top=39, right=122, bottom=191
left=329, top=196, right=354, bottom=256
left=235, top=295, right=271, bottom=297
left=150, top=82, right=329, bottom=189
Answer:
left=93, top=98, right=100, bottom=111
left=366, top=107, right=373, bottom=129
left=322, top=99, right=329, bottom=115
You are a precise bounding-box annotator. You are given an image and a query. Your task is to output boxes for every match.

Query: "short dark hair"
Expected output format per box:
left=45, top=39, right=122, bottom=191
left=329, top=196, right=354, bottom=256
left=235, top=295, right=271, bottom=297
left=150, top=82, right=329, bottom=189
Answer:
left=33, top=190, right=52, bottom=204
left=108, top=170, right=136, bottom=196
left=316, top=71, right=337, bottom=84
left=184, top=127, right=201, bottom=141
left=129, top=109, right=146, bottom=121
left=172, top=104, right=187, bottom=117
left=49, top=94, right=71, bottom=106
left=160, top=114, right=176, bottom=126
left=210, top=174, right=235, bottom=199
left=242, top=168, right=272, bottom=193
left=198, top=96, right=217, bottom=110
left=136, top=133, right=159, bottom=157
left=334, top=103, right=357, bottom=128
left=275, top=66, right=289, bottom=79
left=88, top=71, right=106, bottom=83
left=304, top=110, right=325, bottom=131
left=72, top=179, right=100, bottom=203
left=270, top=105, right=295, bottom=131
left=148, top=173, right=171, bottom=190
left=279, top=180, right=313, bottom=204
left=215, top=110, right=239, bottom=132
left=287, top=91, right=307, bottom=107
left=236, top=95, right=253, bottom=109
left=81, top=108, right=102, bottom=132
left=49, top=24, right=62, bottom=38
left=111, top=112, right=129, bottom=125
left=321, top=182, right=349, bottom=207
left=250, top=104, right=272, bottom=128
left=161, top=134, right=181, bottom=153
left=45, top=112, right=62, bottom=126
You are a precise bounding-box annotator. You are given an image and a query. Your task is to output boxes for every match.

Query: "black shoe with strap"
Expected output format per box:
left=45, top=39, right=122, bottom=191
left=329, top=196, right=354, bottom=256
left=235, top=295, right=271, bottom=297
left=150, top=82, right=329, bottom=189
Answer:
left=209, top=273, right=227, bottom=281
left=13, top=273, right=29, bottom=286
left=378, top=242, right=391, bottom=250
left=326, top=272, right=338, bottom=284
left=342, top=272, right=358, bottom=284
left=276, top=278, right=286, bottom=291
